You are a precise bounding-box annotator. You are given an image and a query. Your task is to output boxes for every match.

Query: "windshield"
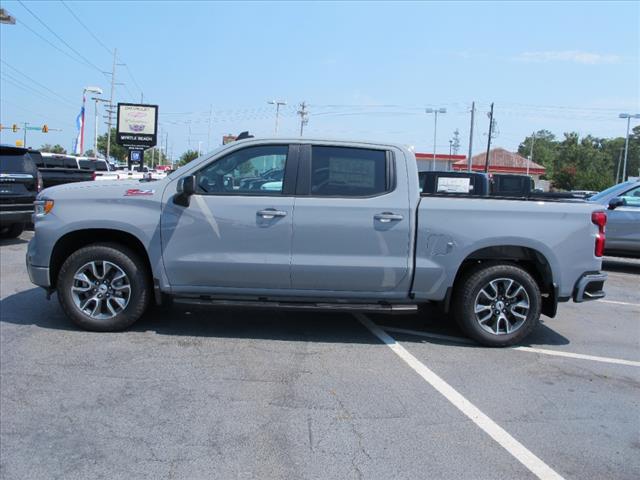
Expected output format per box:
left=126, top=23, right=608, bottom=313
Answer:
left=589, top=182, right=633, bottom=201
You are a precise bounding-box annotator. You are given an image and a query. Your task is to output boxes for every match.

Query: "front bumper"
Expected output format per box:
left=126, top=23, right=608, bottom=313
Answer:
left=26, top=254, right=51, bottom=288
left=0, top=209, right=33, bottom=225
left=573, top=272, right=607, bottom=302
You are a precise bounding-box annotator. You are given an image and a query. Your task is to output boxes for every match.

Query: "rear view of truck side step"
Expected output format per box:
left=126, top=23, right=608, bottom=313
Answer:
left=173, top=297, right=419, bottom=314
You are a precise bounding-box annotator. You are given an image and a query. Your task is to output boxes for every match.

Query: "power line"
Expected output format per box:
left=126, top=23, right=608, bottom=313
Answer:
left=0, top=98, right=75, bottom=128
left=0, top=60, right=76, bottom=107
left=59, top=0, right=113, bottom=56
left=123, top=63, right=143, bottom=99
left=17, top=0, right=105, bottom=75
left=17, top=18, right=99, bottom=70
left=0, top=73, right=76, bottom=111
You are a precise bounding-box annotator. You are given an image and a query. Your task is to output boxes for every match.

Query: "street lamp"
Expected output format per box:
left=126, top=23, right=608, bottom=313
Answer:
left=426, top=107, right=446, bottom=170
left=619, top=113, right=640, bottom=182
left=268, top=100, right=286, bottom=135
left=79, top=86, right=102, bottom=155
left=91, top=97, right=110, bottom=157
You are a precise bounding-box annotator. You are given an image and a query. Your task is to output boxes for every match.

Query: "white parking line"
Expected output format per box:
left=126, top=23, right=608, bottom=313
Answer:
left=514, top=347, right=640, bottom=367
left=357, top=314, right=565, bottom=480
left=379, top=324, right=640, bottom=367
left=597, top=299, right=640, bottom=307
left=382, top=326, right=474, bottom=345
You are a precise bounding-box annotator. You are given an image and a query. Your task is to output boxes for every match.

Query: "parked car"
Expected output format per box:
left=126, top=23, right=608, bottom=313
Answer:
left=588, top=180, right=640, bottom=258
left=27, top=138, right=608, bottom=347
left=36, top=152, right=95, bottom=188
left=0, top=145, right=41, bottom=238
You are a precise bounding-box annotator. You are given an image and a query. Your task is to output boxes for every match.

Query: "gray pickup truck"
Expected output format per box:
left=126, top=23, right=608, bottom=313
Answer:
left=26, top=138, right=608, bottom=346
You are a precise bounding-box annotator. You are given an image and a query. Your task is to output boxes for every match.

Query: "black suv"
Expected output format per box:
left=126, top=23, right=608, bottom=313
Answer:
left=0, top=145, right=41, bottom=238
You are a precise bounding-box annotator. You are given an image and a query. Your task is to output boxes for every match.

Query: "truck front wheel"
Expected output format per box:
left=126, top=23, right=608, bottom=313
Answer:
left=57, top=243, right=150, bottom=331
left=453, top=263, right=541, bottom=347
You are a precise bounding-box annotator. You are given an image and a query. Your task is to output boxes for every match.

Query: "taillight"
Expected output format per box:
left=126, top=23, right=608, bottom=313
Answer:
left=36, top=171, right=43, bottom=192
left=591, top=211, right=607, bottom=257
left=91, top=171, right=97, bottom=181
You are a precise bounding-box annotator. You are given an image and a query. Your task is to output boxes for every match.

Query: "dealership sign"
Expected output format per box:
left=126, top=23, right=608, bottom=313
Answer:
left=116, top=103, right=158, bottom=149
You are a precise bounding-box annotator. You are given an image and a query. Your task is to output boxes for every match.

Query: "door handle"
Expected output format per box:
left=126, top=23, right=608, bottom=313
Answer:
left=374, top=212, right=404, bottom=223
left=257, top=208, right=287, bottom=219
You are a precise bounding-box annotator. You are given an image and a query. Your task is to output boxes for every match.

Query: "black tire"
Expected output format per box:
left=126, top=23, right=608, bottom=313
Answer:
left=452, top=263, right=541, bottom=347
left=57, top=243, right=150, bottom=331
left=0, top=223, right=24, bottom=239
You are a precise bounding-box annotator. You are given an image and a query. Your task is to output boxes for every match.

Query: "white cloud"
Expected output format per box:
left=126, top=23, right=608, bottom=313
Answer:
left=514, top=50, right=622, bottom=65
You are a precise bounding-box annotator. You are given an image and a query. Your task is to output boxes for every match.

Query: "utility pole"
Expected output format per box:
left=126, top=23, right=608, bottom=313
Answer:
left=268, top=100, right=286, bottom=135
left=484, top=102, right=494, bottom=173
left=297, top=101, right=309, bottom=136
left=467, top=101, right=475, bottom=172
left=165, top=132, right=169, bottom=167
left=615, top=147, right=623, bottom=183
left=426, top=107, right=446, bottom=170
left=207, top=104, right=212, bottom=151
left=106, top=48, right=117, bottom=162
left=23, top=122, right=28, bottom=147
left=619, top=113, right=640, bottom=182
left=449, top=140, right=453, bottom=156
left=452, top=128, right=460, bottom=155
left=527, top=131, right=535, bottom=177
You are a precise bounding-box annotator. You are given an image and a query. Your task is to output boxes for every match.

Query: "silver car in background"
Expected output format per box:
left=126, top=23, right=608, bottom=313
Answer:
left=589, top=180, right=640, bottom=258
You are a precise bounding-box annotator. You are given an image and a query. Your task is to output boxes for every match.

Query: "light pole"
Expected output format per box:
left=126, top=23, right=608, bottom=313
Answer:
left=619, top=113, right=640, bottom=182
left=268, top=100, right=286, bottom=135
left=79, top=86, right=102, bottom=155
left=426, top=107, right=446, bottom=170
left=91, top=97, right=109, bottom=157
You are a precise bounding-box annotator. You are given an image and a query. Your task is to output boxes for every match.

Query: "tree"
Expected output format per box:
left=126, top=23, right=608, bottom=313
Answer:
left=144, top=147, right=169, bottom=168
left=84, top=149, right=96, bottom=157
left=39, top=143, right=66, bottom=154
left=96, top=128, right=128, bottom=162
left=178, top=149, right=199, bottom=166
left=517, top=130, right=557, bottom=180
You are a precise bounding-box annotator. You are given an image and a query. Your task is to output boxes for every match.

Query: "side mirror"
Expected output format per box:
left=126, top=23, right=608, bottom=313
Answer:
left=608, top=197, right=626, bottom=210
left=174, top=175, right=196, bottom=207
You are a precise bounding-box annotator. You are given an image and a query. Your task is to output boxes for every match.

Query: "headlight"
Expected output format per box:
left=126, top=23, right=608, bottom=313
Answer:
left=34, top=199, right=54, bottom=217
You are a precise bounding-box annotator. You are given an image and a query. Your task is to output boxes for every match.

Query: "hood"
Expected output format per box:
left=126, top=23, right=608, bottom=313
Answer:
left=39, top=178, right=166, bottom=201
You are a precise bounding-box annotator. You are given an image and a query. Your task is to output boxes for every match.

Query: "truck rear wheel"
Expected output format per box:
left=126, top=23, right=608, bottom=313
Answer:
left=57, top=243, right=150, bottom=331
left=453, top=263, right=541, bottom=347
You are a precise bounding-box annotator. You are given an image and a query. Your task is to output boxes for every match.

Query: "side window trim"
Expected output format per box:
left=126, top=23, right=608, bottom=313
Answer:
left=295, top=144, right=395, bottom=198
left=193, top=144, right=296, bottom=197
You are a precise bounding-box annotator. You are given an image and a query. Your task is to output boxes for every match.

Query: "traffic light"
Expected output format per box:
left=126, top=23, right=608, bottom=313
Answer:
left=42, top=124, right=48, bottom=133
left=12, top=124, right=18, bottom=132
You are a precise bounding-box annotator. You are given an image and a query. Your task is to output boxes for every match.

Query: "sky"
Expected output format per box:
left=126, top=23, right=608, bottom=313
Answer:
left=1, top=0, right=639, bottom=161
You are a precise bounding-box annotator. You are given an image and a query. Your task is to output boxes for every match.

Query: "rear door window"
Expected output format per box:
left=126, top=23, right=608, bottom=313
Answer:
left=309, top=146, right=389, bottom=197
left=44, top=157, right=64, bottom=168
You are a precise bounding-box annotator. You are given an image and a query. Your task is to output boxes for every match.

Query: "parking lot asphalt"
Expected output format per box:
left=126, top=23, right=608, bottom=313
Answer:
left=1, top=231, right=639, bottom=480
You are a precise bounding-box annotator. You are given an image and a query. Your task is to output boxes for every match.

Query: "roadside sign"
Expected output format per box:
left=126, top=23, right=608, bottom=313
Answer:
left=131, top=150, right=142, bottom=163
left=116, top=103, right=158, bottom=149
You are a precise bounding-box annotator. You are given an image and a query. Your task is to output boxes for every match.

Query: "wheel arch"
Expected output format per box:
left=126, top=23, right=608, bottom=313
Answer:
left=447, top=245, right=557, bottom=318
left=49, top=228, right=153, bottom=291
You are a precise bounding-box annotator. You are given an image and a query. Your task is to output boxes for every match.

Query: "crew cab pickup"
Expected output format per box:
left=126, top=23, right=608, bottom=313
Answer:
left=26, top=138, right=608, bottom=346
left=35, top=152, right=95, bottom=188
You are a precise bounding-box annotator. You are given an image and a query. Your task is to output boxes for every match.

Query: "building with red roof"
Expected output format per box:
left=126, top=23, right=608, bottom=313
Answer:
left=451, top=148, right=546, bottom=178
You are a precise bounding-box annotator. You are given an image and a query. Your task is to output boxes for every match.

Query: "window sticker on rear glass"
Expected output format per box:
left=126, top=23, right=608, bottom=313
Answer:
left=436, top=177, right=471, bottom=193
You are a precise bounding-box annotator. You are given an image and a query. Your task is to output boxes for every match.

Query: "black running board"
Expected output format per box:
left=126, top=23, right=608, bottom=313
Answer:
left=173, top=297, right=418, bottom=314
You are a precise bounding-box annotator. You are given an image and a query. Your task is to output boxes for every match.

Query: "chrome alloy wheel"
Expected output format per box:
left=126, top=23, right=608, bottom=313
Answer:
left=473, top=277, right=530, bottom=335
left=70, top=261, right=131, bottom=320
